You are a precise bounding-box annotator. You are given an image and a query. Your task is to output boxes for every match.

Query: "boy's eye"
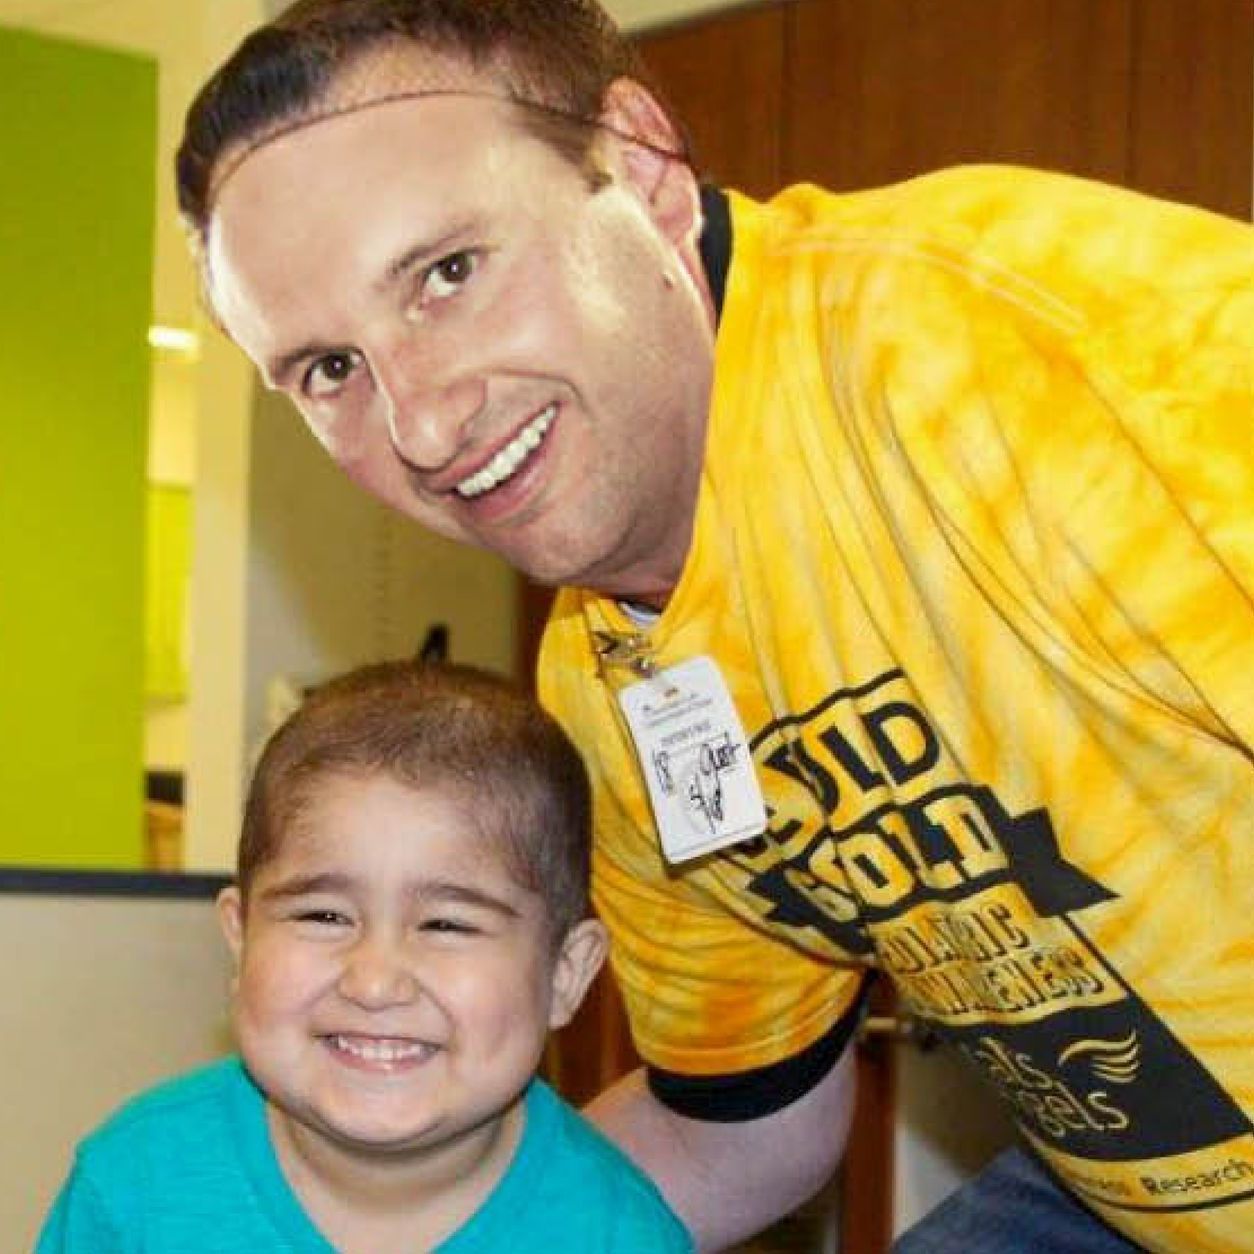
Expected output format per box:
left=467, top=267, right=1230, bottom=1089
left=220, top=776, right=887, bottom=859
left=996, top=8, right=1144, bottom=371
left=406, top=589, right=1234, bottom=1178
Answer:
left=294, top=909, right=350, bottom=927
left=302, top=349, right=362, bottom=400
left=420, top=917, right=477, bottom=935
left=422, top=250, right=478, bottom=301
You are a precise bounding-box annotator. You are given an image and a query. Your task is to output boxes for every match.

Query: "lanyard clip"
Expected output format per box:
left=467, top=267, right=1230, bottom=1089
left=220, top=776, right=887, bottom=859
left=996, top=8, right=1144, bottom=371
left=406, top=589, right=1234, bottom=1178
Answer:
left=593, top=630, right=657, bottom=680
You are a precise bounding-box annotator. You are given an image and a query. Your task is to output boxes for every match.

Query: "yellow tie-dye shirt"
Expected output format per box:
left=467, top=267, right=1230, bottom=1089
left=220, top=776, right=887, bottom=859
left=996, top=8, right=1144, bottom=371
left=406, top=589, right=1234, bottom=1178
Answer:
left=539, top=166, right=1254, bottom=1252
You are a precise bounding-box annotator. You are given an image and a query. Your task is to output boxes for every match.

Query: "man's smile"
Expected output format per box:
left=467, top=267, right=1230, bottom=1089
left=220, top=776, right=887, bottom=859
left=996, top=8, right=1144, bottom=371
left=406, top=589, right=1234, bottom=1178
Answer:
left=455, top=402, right=557, bottom=499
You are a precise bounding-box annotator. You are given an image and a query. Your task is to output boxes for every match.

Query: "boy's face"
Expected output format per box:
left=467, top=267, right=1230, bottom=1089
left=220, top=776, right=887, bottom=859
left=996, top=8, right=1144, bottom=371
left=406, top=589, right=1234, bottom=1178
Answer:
left=206, top=50, right=714, bottom=603
left=217, top=771, right=604, bottom=1165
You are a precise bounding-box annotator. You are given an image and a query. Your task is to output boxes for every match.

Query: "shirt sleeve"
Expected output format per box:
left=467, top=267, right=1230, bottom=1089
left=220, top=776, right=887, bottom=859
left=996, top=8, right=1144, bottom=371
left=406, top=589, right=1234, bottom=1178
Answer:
left=608, top=1199, right=695, bottom=1254
left=646, top=992, right=865, bottom=1120
left=591, top=835, right=867, bottom=1078
left=35, top=1161, right=128, bottom=1254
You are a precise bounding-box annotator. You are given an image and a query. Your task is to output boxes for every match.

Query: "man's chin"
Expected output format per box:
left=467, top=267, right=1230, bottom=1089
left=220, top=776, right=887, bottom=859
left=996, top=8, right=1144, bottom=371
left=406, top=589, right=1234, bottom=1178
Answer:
left=503, top=545, right=594, bottom=591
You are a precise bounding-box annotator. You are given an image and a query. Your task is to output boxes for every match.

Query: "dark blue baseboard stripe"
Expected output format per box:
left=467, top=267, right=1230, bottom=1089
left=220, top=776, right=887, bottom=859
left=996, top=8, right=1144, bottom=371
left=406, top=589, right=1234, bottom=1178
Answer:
left=0, top=866, right=231, bottom=898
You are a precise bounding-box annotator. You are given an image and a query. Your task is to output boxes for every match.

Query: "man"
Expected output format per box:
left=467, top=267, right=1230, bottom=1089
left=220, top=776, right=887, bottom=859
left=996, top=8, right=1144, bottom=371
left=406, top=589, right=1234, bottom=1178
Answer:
left=178, top=1, right=1254, bottom=1249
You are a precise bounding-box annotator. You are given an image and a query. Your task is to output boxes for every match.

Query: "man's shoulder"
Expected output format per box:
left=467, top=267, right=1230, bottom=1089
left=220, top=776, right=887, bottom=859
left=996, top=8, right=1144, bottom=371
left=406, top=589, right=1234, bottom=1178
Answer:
left=746, top=164, right=1185, bottom=235
left=733, top=164, right=1252, bottom=313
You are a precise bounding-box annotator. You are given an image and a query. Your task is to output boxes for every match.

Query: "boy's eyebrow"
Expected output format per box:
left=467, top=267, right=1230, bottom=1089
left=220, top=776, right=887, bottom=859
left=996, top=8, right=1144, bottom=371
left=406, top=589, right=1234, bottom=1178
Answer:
left=258, top=871, right=353, bottom=901
left=263, top=218, right=480, bottom=389
left=258, top=871, right=521, bottom=917
left=416, top=880, right=522, bottom=918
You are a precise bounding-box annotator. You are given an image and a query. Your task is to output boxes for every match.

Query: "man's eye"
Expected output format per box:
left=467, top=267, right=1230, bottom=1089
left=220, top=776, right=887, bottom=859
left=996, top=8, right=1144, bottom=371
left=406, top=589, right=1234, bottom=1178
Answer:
left=423, top=251, right=478, bottom=301
left=302, top=350, right=360, bottom=399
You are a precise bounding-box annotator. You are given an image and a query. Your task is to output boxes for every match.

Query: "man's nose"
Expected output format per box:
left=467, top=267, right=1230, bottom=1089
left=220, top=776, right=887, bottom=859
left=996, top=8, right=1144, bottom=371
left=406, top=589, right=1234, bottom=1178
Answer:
left=337, top=931, right=419, bottom=1010
left=372, top=334, right=486, bottom=472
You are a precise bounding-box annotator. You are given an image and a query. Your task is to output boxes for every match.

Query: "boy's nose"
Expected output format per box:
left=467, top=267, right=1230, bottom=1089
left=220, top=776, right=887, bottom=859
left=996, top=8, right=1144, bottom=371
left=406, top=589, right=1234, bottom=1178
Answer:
left=337, top=934, right=419, bottom=1010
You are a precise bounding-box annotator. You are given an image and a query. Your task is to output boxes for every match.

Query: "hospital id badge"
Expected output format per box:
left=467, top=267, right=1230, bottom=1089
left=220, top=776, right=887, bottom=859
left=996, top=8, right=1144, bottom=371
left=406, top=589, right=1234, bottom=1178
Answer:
left=617, top=656, right=767, bottom=863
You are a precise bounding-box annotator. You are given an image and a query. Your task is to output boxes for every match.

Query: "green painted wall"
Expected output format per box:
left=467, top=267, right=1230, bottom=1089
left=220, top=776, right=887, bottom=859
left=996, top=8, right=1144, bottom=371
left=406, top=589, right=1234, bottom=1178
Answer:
left=0, top=26, right=155, bottom=866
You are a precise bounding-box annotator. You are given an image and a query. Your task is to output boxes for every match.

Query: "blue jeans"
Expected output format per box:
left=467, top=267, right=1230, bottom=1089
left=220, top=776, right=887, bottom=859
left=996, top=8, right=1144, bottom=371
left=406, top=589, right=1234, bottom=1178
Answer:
left=893, top=1148, right=1145, bottom=1252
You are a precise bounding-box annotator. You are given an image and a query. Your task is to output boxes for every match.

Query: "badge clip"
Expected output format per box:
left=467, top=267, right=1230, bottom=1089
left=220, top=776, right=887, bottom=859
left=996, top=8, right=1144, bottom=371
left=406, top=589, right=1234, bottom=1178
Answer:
left=594, top=630, right=658, bottom=681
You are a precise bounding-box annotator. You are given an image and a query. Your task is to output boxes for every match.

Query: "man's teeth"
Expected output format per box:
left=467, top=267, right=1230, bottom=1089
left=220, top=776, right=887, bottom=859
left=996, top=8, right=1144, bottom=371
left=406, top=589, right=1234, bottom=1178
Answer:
left=330, top=1035, right=431, bottom=1064
left=456, top=405, right=555, bottom=499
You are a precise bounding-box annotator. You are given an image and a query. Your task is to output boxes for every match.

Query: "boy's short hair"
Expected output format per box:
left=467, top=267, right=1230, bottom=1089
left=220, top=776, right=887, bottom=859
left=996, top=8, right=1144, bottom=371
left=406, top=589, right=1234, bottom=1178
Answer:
left=176, top=0, right=678, bottom=243
left=239, top=660, right=593, bottom=939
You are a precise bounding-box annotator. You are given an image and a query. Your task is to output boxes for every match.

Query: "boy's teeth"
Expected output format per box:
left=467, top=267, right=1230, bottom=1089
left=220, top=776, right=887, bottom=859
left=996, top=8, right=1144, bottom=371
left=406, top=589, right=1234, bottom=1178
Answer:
left=457, top=405, right=555, bottom=499
left=331, top=1035, right=429, bottom=1063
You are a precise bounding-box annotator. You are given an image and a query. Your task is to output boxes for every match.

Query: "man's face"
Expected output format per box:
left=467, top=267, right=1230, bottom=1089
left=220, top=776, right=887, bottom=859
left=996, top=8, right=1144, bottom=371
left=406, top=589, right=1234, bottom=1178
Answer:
left=217, top=772, right=603, bottom=1168
left=207, top=59, right=714, bottom=602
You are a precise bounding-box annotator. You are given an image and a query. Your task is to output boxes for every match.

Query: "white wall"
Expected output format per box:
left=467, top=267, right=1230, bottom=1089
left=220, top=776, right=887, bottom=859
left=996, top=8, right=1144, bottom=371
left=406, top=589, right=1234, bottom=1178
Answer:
left=0, top=890, right=233, bottom=1250
left=241, top=389, right=517, bottom=784
left=184, top=321, right=257, bottom=871
left=607, top=0, right=743, bottom=32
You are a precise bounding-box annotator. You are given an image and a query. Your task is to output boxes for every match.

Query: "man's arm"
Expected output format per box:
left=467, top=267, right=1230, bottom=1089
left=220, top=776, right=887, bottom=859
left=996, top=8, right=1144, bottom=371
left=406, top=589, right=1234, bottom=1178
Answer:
left=586, top=1043, right=857, bottom=1252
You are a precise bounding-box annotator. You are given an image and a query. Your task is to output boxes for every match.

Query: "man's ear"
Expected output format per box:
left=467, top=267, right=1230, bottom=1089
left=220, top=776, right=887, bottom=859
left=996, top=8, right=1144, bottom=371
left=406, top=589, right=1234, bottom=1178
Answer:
left=216, top=884, right=246, bottom=966
left=547, top=918, right=610, bottom=1030
left=598, top=77, right=700, bottom=246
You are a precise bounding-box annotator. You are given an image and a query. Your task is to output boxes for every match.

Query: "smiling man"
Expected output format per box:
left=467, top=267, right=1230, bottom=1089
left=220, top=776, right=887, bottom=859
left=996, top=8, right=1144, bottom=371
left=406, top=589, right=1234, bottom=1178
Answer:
left=176, top=2, right=1254, bottom=1251
left=196, top=34, right=711, bottom=603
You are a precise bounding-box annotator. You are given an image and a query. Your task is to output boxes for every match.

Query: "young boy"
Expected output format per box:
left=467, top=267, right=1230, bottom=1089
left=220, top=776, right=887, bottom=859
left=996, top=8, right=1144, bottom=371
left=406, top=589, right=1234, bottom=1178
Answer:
left=37, top=661, right=692, bottom=1252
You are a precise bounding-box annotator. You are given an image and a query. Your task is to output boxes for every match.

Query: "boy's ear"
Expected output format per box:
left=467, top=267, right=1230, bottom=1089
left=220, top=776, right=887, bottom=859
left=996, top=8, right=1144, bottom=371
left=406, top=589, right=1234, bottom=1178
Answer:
left=597, top=77, right=699, bottom=246
left=216, top=884, right=246, bottom=965
left=547, top=918, right=609, bottom=1030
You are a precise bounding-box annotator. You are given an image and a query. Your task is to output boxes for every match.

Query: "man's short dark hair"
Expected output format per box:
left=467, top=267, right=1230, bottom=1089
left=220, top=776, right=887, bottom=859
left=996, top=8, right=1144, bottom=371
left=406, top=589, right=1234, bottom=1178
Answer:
left=177, top=0, right=664, bottom=243
left=239, top=659, right=593, bottom=940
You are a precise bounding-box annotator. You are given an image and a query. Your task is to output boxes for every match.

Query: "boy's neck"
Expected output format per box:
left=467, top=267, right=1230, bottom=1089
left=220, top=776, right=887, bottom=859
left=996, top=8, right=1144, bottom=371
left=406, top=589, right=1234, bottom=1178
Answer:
left=266, top=1094, right=526, bottom=1253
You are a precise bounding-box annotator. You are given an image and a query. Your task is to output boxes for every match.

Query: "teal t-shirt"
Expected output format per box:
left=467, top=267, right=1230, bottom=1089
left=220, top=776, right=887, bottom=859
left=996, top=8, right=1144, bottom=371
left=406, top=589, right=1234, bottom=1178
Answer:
left=37, top=1058, right=691, bottom=1252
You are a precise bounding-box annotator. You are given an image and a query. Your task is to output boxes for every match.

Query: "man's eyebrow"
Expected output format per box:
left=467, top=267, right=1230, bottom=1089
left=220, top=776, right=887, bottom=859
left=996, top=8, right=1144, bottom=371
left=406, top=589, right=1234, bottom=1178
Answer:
left=265, top=341, right=343, bottom=390
left=262, top=219, right=481, bottom=389
left=376, top=218, right=479, bottom=290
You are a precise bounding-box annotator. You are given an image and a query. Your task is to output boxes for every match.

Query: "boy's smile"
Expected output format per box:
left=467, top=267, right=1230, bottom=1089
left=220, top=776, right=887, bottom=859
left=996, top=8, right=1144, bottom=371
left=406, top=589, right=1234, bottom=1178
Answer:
left=325, top=1033, right=437, bottom=1070
left=217, top=771, right=600, bottom=1166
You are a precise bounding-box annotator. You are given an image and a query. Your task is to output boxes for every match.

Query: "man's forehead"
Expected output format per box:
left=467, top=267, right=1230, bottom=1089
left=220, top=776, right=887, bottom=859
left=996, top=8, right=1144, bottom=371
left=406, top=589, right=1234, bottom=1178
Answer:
left=204, top=81, right=538, bottom=363
left=208, top=42, right=516, bottom=211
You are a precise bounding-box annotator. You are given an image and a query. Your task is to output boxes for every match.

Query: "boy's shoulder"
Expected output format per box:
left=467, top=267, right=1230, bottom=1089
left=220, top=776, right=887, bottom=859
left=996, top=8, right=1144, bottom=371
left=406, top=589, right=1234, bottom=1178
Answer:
left=41, top=1059, right=310, bottom=1249
left=463, top=1079, right=692, bottom=1251
left=78, top=1056, right=252, bottom=1162
left=530, top=1079, right=650, bottom=1181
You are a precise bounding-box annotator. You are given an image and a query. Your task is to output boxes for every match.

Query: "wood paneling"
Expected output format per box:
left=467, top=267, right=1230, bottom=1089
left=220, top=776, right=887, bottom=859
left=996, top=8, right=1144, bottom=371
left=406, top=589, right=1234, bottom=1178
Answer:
left=786, top=0, right=1133, bottom=189
left=1129, top=0, right=1254, bottom=217
left=515, top=578, right=554, bottom=686
left=638, top=3, right=787, bottom=196
left=842, top=981, right=898, bottom=1254
left=544, top=962, right=639, bottom=1105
